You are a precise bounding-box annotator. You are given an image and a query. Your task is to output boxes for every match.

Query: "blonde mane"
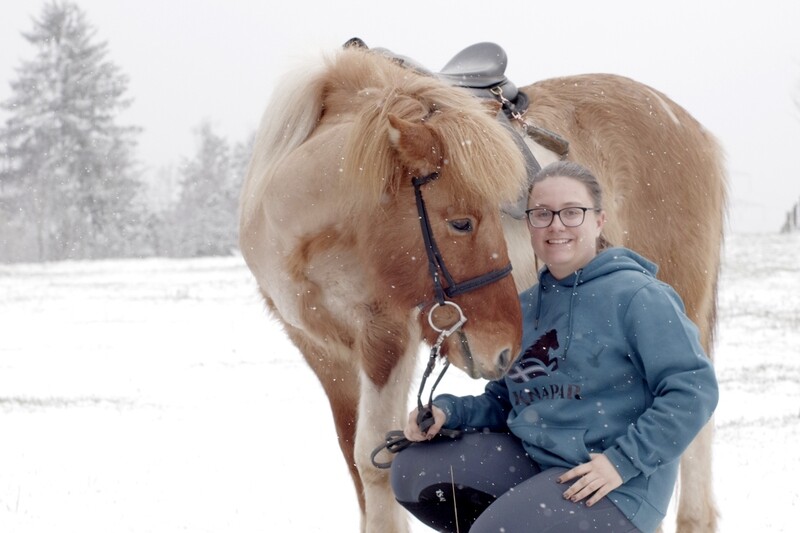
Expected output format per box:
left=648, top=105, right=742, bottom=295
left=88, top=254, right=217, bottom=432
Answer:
left=239, top=58, right=327, bottom=228
left=240, top=48, right=527, bottom=229
left=335, top=49, right=526, bottom=210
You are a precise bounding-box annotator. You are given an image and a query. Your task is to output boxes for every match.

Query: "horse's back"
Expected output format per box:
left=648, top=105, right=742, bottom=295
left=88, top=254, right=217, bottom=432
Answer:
left=522, top=74, right=726, bottom=352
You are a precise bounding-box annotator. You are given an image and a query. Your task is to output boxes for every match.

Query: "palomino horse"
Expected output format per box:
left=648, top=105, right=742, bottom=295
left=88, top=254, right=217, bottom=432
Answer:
left=239, top=41, right=725, bottom=533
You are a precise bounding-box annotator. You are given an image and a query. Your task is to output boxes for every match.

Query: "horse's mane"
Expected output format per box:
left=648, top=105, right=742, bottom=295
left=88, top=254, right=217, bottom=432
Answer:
left=239, top=48, right=527, bottom=227
left=336, top=50, right=526, bottom=210
left=239, top=58, right=327, bottom=227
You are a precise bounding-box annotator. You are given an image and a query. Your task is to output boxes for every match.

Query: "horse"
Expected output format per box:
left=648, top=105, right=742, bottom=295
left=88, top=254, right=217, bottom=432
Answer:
left=239, top=41, right=725, bottom=533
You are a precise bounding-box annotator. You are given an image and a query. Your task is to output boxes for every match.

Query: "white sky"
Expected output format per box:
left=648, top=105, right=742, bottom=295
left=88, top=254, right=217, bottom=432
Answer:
left=2, top=0, right=799, bottom=234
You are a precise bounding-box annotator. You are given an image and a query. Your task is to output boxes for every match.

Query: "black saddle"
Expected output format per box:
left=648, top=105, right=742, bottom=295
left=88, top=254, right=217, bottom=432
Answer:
left=344, top=37, right=526, bottom=118
left=439, top=42, right=510, bottom=88
left=438, top=42, right=525, bottom=114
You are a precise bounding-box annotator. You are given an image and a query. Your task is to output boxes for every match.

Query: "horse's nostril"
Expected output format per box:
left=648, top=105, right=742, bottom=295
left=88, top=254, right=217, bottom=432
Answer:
left=497, top=348, right=511, bottom=372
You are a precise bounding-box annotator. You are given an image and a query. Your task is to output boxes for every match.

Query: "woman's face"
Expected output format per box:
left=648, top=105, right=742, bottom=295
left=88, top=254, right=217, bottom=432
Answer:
left=527, top=176, right=606, bottom=280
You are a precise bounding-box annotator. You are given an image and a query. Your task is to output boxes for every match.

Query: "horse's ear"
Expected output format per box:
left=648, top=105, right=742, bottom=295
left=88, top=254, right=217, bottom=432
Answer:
left=387, top=114, right=440, bottom=174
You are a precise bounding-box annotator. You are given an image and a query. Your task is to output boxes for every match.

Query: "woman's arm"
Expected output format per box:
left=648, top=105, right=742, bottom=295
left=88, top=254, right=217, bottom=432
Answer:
left=432, top=378, right=513, bottom=431
left=604, top=282, right=719, bottom=482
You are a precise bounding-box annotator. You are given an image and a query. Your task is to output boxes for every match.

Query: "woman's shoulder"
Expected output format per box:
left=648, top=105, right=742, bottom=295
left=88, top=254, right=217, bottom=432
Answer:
left=584, top=247, right=658, bottom=287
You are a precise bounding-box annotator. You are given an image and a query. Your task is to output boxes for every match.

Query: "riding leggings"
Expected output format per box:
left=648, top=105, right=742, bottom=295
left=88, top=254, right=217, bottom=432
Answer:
left=390, top=431, right=640, bottom=533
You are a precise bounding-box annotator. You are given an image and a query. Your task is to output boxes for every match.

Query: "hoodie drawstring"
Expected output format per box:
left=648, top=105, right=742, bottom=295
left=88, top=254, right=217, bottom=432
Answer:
left=534, top=282, right=543, bottom=330
left=562, top=270, right=582, bottom=358
left=536, top=269, right=582, bottom=357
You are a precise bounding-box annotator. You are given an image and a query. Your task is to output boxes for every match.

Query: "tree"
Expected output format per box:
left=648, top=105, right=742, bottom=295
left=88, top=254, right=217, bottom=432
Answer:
left=0, top=1, right=142, bottom=262
left=166, top=122, right=246, bottom=257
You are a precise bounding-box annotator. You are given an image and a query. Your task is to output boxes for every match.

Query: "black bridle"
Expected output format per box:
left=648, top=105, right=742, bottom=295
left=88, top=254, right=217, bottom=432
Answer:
left=412, top=171, right=513, bottom=305
left=371, top=172, right=515, bottom=468
left=412, top=168, right=514, bottom=418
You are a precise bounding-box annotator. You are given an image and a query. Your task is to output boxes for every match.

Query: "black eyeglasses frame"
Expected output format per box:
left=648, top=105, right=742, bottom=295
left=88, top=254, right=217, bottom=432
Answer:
left=524, top=207, right=601, bottom=228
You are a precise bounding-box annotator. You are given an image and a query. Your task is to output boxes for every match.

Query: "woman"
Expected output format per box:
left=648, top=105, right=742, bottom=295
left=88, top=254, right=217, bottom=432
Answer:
left=390, top=161, right=719, bottom=533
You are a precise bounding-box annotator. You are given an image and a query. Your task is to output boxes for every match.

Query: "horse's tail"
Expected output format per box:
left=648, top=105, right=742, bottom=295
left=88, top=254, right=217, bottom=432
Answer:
left=239, top=58, right=328, bottom=228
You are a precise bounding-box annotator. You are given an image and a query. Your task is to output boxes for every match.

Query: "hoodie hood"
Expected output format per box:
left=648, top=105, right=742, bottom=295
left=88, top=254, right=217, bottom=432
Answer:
left=531, top=247, right=658, bottom=356
left=540, top=247, right=658, bottom=287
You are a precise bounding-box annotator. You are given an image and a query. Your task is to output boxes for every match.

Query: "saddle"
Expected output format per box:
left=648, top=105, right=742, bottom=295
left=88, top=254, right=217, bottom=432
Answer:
left=343, top=38, right=570, bottom=218
left=344, top=38, right=569, bottom=152
left=344, top=37, right=531, bottom=120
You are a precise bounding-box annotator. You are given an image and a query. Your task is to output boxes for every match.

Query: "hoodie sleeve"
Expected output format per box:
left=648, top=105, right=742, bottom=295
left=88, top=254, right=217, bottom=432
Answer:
left=432, top=379, right=512, bottom=431
left=603, top=281, right=719, bottom=482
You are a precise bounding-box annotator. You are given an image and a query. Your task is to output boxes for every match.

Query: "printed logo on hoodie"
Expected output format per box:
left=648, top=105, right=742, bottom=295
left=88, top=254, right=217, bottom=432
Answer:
left=507, top=329, right=559, bottom=383
left=507, top=329, right=584, bottom=404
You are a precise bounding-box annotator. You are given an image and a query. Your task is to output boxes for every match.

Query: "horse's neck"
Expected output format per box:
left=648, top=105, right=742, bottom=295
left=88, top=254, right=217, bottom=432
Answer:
left=240, top=123, right=373, bottom=337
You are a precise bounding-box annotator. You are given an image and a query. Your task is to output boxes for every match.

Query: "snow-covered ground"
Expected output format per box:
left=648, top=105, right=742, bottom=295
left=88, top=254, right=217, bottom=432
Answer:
left=1, top=233, right=798, bottom=532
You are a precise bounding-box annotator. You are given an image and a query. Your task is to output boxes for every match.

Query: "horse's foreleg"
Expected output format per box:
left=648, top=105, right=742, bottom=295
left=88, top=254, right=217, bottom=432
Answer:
left=354, top=312, right=420, bottom=533
left=676, top=419, right=718, bottom=533
left=355, top=352, right=417, bottom=533
left=283, top=326, right=366, bottom=516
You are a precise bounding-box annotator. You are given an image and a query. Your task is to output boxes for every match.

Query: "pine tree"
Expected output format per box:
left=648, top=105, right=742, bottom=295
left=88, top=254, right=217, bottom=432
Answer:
left=169, top=122, right=243, bottom=257
left=0, top=1, right=142, bottom=262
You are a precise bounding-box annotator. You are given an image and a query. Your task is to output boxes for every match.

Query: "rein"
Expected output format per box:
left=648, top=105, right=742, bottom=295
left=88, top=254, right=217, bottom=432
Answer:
left=370, top=173, right=513, bottom=468
left=370, top=306, right=464, bottom=469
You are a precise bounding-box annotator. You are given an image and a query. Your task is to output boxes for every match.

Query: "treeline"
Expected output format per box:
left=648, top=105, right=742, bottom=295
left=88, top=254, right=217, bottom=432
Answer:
left=781, top=198, right=800, bottom=234
left=0, top=1, right=249, bottom=263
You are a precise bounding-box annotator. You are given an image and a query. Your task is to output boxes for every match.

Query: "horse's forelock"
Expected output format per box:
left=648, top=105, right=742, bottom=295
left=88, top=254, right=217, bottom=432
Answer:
left=428, top=101, right=527, bottom=206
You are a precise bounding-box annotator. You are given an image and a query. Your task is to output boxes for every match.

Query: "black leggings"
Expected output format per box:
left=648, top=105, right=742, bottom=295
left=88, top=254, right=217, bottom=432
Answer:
left=390, top=432, right=639, bottom=533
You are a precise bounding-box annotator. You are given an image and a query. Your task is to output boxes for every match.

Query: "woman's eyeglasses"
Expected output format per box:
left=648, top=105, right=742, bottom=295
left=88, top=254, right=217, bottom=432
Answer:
left=525, top=207, right=600, bottom=228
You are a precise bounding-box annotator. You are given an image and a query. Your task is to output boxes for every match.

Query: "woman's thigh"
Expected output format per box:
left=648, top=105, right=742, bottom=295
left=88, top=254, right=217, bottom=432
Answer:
left=391, top=431, right=541, bottom=503
left=471, top=467, right=639, bottom=533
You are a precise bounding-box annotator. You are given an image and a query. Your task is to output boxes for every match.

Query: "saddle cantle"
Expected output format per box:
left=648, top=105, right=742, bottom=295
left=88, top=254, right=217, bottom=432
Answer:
left=437, top=42, right=522, bottom=108
left=438, top=42, right=510, bottom=88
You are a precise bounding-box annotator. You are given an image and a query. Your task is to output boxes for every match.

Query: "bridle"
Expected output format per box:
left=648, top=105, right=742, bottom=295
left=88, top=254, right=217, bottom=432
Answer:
left=412, top=171, right=513, bottom=306
left=371, top=171, right=514, bottom=468
left=410, top=171, right=513, bottom=428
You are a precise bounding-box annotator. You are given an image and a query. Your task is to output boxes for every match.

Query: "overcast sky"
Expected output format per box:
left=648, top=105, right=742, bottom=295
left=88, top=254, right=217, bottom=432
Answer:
left=2, top=0, right=799, bottom=234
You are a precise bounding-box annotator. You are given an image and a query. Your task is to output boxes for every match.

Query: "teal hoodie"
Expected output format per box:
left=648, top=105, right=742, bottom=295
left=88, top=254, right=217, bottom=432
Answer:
left=433, top=247, right=719, bottom=533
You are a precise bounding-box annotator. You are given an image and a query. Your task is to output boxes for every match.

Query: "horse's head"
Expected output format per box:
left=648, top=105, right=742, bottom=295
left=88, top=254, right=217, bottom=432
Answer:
left=340, top=52, right=527, bottom=380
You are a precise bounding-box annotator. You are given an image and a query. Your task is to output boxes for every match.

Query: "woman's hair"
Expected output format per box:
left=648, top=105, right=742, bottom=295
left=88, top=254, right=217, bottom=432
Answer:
left=530, top=160, right=613, bottom=250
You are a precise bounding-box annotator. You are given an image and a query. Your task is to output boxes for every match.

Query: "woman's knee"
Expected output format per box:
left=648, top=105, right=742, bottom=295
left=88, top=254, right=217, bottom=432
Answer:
left=471, top=468, right=638, bottom=533
left=391, top=432, right=542, bottom=532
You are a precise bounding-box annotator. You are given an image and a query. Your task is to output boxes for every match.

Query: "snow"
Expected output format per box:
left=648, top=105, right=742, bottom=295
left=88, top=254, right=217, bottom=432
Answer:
left=1, top=233, right=798, bottom=532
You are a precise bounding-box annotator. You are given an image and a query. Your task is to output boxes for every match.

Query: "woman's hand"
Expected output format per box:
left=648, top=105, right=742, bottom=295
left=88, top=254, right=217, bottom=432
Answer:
left=559, top=453, right=623, bottom=506
left=403, top=405, right=446, bottom=441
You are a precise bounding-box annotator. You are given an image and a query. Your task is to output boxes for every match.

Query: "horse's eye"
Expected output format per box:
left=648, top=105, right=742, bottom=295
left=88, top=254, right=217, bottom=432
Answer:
left=449, top=218, right=473, bottom=233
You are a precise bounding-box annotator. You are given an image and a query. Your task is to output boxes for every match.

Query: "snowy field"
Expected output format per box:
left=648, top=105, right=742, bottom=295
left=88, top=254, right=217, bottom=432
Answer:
left=1, top=233, right=798, bottom=532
